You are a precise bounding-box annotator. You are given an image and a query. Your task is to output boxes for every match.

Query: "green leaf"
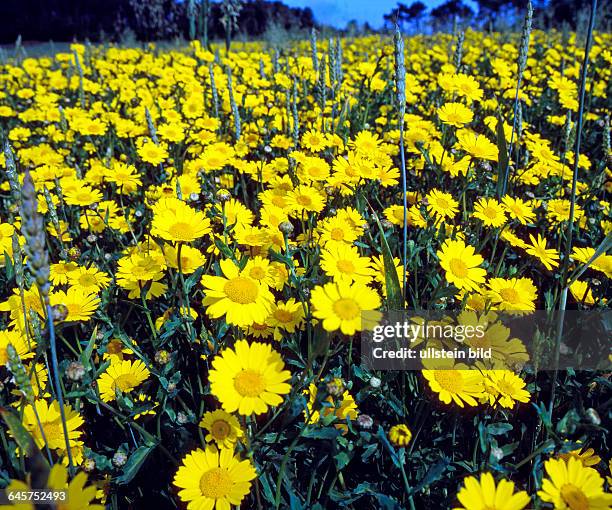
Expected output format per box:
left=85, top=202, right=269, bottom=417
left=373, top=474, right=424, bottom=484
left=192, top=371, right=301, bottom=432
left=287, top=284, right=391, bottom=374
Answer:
left=487, top=423, right=513, bottom=435
left=334, top=451, right=352, bottom=470
left=115, top=445, right=155, bottom=485
left=0, top=408, right=34, bottom=454
left=302, top=426, right=340, bottom=440
left=371, top=214, right=403, bottom=310
left=496, top=111, right=509, bottom=198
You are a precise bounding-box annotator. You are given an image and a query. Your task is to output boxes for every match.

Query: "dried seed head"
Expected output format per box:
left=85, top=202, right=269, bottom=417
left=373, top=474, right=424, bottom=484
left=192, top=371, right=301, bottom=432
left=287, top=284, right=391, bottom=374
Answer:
left=155, top=350, right=171, bottom=365
left=52, top=304, right=69, bottom=322
left=279, top=221, right=294, bottom=235
left=357, top=414, right=374, bottom=429
left=66, top=361, right=86, bottom=382
left=112, top=451, right=128, bottom=467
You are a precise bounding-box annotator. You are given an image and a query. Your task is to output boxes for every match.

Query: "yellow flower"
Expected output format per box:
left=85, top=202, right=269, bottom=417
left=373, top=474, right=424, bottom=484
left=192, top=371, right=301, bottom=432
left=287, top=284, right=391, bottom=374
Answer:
left=457, top=129, right=498, bottom=161
left=569, top=280, right=596, bottom=305
left=49, top=286, right=101, bottom=322
left=455, top=472, right=530, bottom=510
left=310, top=281, right=381, bottom=335
left=487, top=277, right=538, bottom=312
left=151, top=197, right=211, bottom=243
left=138, top=139, right=169, bottom=165
left=320, top=243, right=375, bottom=285
left=524, top=234, right=560, bottom=270
left=97, top=359, right=150, bottom=402
left=389, top=424, right=412, bottom=447
left=480, top=370, right=530, bottom=409
left=173, top=445, right=256, bottom=510
left=538, top=457, right=612, bottom=510
left=426, top=188, right=459, bottom=220
left=437, top=239, right=486, bottom=292
left=438, top=102, right=474, bottom=127
left=199, top=409, right=244, bottom=448
left=208, top=340, right=291, bottom=415
left=201, top=259, right=274, bottom=327
left=422, top=358, right=484, bottom=407
left=473, top=198, right=507, bottom=228
left=66, top=265, right=111, bottom=293
left=22, top=399, right=84, bottom=463
left=0, top=329, right=35, bottom=365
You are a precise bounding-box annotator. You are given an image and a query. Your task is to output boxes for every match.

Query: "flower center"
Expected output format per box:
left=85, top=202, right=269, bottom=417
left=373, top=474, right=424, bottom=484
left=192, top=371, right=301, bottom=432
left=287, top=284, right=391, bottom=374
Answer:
left=199, top=467, right=233, bottom=499
left=449, top=258, right=469, bottom=278
left=296, top=194, right=312, bottom=206
left=434, top=370, right=463, bottom=393
left=560, top=483, right=588, bottom=510
left=483, top=206, right=498, bottom=219
left=499, top=288, right=520, bottom=304
left=435, top=198, right=449, bottom=210
left=42, top=422, right=65, bottom=444
left=211, top=420, right=231, bottom=439
left=336, top=260, right=355, bottom=274
left=113, top=374, right=137, bottom=392
left=330, top=228, right=345, bottom=241
left=332, top=298, right=360, bottom=320
left=234, top=369, right=266, bottom=397
left=168, top=222, right=194, bottom=240
left=223, top=277, right=258, bottom=304
left=249, top=267, right=266, bottom=280
left=79, top=274, right=97, bottom=287
left=274, top=309, right=293, bottom=323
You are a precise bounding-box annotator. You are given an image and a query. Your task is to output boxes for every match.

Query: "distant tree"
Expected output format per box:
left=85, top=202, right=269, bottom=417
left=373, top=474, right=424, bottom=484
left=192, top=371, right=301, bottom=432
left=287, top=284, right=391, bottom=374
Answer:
left=430, top=0, right=474, bottom=30
left=406, top=1, right=428, bottom=31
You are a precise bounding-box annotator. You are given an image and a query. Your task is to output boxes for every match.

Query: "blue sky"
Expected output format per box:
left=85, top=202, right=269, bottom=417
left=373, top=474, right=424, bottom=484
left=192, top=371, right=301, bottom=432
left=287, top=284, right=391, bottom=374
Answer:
left=282, top=0, right=475, bottom=28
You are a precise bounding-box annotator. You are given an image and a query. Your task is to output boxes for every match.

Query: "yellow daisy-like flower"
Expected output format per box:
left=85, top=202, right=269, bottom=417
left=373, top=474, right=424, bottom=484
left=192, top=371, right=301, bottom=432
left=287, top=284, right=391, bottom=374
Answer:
left=480, top=370, right=530, bottom=409
left=437, top=239, right=486, bottom=292
left=454, top=472, right=530, bottom=510
left=558, top=446, right=602, bottom=468
left=457, top=129, right=498, bottom=161
left=97, top=359, right=151, bottom=402
left=310, top=281, right=381, bottom=336
left=0, top=328, right=35, bottom=365
left=199, top=409, right=244, bottom=448
left=426, top=188, right=459, bottom=220
left=138, top=139, right=169, bottom=165
left=66, top=265, right=111, bottom=293
left=151, top=197, right=211, bottom=243
left=201, top=259, right=274, bottom=327
left=22, top=399, right=84, bottom=461
left=266, top=298, right=305, bottom=340
left=538, top=457, right=612, bottom=510
left=49, top=286, right=101, bottom=322
left=173, top=445, right=256, bottom=510
left=524, top=233, right=560, bottom=271
left=209, top=340, right=291, bottom=416
left=422, top=358, right=484, bottom=407
left=487, top=277, right=538, bottom=312
left=163, top=243, right=206, bottom=274
left=569, top=280, right=596, bottom=305
left=3, top=464, right=103, bottom=510
left=320, top=243, right=375, bottom=285
left=502, top=196, right=535, bottom=225
left=389, top=424, right=413, bottom=447
left=438, top=102, right=474, bottom=128
left=473, top=198, right=507, bottom=228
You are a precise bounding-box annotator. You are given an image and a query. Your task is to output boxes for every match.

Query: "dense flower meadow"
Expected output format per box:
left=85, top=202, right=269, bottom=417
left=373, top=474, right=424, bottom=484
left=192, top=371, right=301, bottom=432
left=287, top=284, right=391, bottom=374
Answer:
left=0, top=27, right=611, bottom=510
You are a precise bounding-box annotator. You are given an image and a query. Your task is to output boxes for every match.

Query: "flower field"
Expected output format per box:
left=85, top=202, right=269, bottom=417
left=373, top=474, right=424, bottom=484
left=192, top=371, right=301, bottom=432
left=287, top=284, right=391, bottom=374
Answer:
left=0, top=25, right=611, bottom=510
